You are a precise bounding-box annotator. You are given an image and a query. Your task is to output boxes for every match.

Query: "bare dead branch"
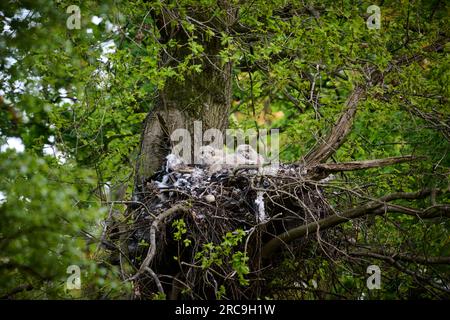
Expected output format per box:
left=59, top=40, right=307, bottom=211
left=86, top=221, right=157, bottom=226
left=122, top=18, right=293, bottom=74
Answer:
left=308, top=155, right=423, bottom=179
left=304, top=85, right=365, bottom=165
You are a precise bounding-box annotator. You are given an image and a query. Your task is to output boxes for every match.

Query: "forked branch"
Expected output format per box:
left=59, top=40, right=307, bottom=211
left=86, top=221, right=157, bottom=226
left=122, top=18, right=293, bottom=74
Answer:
left=261, top=189, right=446, bottom=259
left=303, top=38, right=449, bottom=166
left=304, top=85, right=365, bottom=165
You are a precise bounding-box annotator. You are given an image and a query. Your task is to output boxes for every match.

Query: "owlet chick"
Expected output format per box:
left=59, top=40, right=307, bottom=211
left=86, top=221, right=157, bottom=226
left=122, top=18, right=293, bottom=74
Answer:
left=236, top=144, right=265, bottom=166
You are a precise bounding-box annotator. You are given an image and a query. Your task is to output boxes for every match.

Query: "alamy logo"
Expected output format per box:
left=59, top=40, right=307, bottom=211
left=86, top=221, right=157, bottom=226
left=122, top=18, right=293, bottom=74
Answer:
left=170, top=121, right=280, bottom=169
left=66, top=265, right=81, bottom=290
left=366, top=5, right=381, bottom=30
left=366, top=265, right=381, bottom=290
left=66, top=5, right=81, bottom=30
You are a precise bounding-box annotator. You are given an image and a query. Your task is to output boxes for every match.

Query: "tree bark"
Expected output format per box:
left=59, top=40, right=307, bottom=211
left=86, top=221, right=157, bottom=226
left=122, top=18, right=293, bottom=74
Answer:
left=134, top=11, right=233, bottom=193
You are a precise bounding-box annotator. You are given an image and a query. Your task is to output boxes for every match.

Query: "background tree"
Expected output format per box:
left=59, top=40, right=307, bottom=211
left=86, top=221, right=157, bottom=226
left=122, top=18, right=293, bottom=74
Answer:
left=0, top=0, right=448, bottom=299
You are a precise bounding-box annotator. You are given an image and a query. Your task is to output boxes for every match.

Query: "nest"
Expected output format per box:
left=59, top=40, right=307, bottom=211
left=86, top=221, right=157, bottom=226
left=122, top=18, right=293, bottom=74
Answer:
left=111, top=161, right=335, bottom=299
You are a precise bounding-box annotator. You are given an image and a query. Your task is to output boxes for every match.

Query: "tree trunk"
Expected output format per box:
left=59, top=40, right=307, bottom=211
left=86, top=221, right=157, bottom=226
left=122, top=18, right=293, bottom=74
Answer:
left=134, top=23, right=232, bottom=193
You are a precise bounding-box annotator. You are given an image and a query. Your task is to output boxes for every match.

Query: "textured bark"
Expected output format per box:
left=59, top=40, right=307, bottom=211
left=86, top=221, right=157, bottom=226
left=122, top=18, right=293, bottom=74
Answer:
left=304, top=85, right=365, bottom=165
left=308, top=155, right=423, bottom=179
left=134, top=13, right=233, bottom=192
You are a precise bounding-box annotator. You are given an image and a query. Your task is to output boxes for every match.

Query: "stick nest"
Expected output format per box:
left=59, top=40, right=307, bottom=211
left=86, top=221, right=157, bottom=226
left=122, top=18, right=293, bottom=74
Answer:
left=111, top=163, right=335, bottom=299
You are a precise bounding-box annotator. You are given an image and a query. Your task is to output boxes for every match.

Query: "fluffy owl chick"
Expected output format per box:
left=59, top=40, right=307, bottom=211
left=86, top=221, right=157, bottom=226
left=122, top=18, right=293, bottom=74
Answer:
left=198, top=145, right=224, bottom=166
left=166, top=153, right=185, bottom=171
left=209, top=153, right=239, bottom=173
left=236, top=144, right=265, bottom=166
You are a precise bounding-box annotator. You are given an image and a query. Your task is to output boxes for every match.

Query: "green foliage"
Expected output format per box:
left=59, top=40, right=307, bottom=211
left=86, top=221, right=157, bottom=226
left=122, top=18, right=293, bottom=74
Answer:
left=0, top=0, right=448, bottom=299
left=172, top=218, right=191, bottom=247
left=195, top=229, right=250, bottom=286
left=0, top=150, right=129, bottom=298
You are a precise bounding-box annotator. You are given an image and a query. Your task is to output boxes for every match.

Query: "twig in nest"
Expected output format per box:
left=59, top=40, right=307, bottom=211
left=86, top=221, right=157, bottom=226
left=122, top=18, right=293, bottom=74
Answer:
left=145, top=266, right=165, bottom=294
left=129, top=204, right=190, bottom=281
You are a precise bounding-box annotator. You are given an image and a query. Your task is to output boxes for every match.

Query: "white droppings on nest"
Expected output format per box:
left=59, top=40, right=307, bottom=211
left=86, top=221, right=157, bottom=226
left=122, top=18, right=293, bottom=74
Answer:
left=154, top=150, right=278, bottom=215
left=154, top=181, right=169, bottom=189
left=191, top=167, right=205, bottom=183
left=153, top=157, right=212, bottom=199
left=319, top=174, right=336, bottom=183
left=258, top=164, right=278, bottom=176
left=161, top=174, right=170, bottom=185
left=149, top=181, right=169, bottom=201
left=255, top=191, right=266, bottom=222
left=173, top=177, right=189, bottom=188
left=298, top=165, right=308, bottom=175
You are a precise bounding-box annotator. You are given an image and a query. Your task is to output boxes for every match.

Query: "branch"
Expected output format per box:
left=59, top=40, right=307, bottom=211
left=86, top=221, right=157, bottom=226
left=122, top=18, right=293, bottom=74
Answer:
left=304, top=85, right=365, bottom=165
left=262, top=189, right=435, bottom=259
left=308, top=155, right=423, bottom=179
left=349, top=250, right=450, bottom=293
left=373, top=203, right=450, bottom=218
left=401, top=98, right=450, bottom=142
left=303, top=37, right=449, bottom=165
left=388, top=37, right=449, bottom=70
left=349, top=248, right=450, bottom=265
left=0, top=284, right=33, bottom=299
left=130, top=204, right=189, bottom=281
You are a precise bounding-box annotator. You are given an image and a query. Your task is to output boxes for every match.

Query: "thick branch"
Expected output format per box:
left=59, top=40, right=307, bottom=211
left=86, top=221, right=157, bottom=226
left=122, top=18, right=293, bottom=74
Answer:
left=304, top=85, right=365, bottom=165
left=349, top=248, right=450, bottom=265
left=262, top=189, right=436, bottom=259
left=303, top=38, right=449, bottom=165
left=130, top=204, right=189, bottom=280
left=309, top=155, right=423, bottom=179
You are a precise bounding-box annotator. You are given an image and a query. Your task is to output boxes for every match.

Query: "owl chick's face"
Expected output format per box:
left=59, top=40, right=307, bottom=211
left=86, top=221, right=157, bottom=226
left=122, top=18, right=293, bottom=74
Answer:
left=236, top=144, right=257, bottom=160
left=198, top=145, right=219, bottom=165
left=236, top=144, right=265, bottom=165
